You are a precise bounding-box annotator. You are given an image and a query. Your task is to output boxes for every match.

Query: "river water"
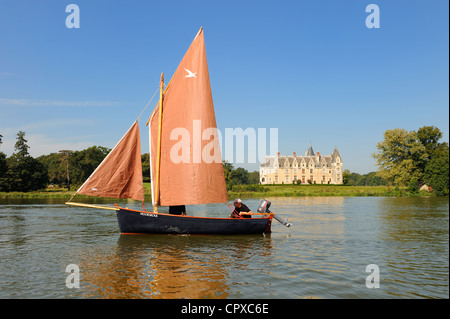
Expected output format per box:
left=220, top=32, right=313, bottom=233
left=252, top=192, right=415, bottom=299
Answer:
left=0, top=196, right=448, bottom=299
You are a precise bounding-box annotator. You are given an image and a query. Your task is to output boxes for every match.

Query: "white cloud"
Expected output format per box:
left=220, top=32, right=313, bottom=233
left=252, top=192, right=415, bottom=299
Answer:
left=0, top=98, right=120, bottom=107
left=26, top=133, right=94, bottom=157
left=0, top=131, right=95, bottom=157
left=0, top=119, right=100, bottom=157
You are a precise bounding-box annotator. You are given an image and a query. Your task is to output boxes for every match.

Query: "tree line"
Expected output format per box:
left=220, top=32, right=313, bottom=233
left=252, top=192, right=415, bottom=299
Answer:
left=1, top=126, right=448, bottom=195
left=0, top=131, right=112, bottom=192
left=0, top=131, right=259, bottom=192
left=343, top=171, right=387, bottom=186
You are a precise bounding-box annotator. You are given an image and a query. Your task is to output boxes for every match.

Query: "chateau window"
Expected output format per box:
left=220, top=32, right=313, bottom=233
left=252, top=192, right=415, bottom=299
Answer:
left=310, top=169, right=313, bottom=174
left=275, top=175, right=279, bottom=183
left=285, top=175, right=289, bottom=183
left=329, top=170, right=331, bottom=174
left=294, top=169, right=297, bottom=174
left=285, top=169, right=289, bottom=173
left=302, top=169, right=305, bottom=174
left=294, top=175, right=298, bottom=181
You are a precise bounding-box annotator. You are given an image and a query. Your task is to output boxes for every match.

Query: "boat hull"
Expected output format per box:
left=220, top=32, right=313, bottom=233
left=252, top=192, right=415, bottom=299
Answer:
left=116, top=208, right=272, bottom=235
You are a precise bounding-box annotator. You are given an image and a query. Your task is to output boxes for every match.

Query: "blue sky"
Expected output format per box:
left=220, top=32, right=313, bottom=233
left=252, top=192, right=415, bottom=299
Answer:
left=0, top=0, right=448, bottom=174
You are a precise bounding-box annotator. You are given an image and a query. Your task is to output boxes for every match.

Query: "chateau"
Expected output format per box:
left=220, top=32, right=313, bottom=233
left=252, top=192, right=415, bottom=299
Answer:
left=259, top=144, right=343, bottom=185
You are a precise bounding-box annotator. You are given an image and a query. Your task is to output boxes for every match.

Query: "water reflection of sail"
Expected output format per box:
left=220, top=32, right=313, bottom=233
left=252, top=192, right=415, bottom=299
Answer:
left=76, top=235, right=273, bottom=298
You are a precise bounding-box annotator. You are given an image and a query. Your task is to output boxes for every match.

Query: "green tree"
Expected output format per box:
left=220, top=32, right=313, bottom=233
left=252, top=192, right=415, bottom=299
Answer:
left=141, top=153, right=150, bottom=183
left=342, top=170, right=387, bottom=186
left=37, top=153, right=65, bottom=185
left=347, top=172, right=362, bottom=186
left=229, top=167, right=250, bottom=185
left=408, top=177, right=419, bottom=194
left=342, top=169, right=351, bottom=185
left=248, top=171, right=260, bottom=184
left=0, top=152, right=7, bottom=191
left=5, top=131, right=48, bottom=191
left=37, top=150, right=73, bottom=188
left=363, top=172, right=387, bottom=186
left=222, top=161, right=258, bottom=188
left=69, top=146, right=110, bottom=185
left=372, top=128, right=426, bottom=186
left=59, top=150, right=72, bottom=190
left=373, top=126, right=448, bottom=194
left=14, top=131, right=30, bottom=157
left=416, top=126, right=443, bottom=157
left=423, top=143, right=449, bottom=196
left=223, top=161, right=234, bottom=184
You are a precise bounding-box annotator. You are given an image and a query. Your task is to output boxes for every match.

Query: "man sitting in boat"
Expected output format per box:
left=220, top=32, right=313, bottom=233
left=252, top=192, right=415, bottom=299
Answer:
left=169, top=205, right=186, bottom=215
left=230, top=199, right=252, bottom=218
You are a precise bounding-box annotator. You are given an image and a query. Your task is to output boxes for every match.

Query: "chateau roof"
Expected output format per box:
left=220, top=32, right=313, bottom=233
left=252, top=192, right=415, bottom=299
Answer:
left=306, top=144, right=315, bottom=156
left=331, top=146, right=341, bottom=162
left=260, top=146, right=341, bottom=168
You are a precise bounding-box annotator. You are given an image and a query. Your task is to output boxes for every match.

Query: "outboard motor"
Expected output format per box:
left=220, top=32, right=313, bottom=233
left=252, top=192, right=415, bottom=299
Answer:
left=257, top=199, right=272, bottom=214
left=257, top=200, right=292, bottom=227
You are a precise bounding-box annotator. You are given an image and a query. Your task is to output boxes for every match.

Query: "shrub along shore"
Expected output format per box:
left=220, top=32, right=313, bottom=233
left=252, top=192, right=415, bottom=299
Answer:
left=0, top=183, right=437, bottom=200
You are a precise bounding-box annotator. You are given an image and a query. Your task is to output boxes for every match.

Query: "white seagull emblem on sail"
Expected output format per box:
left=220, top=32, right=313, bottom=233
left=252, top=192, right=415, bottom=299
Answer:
left=184, top=68, right=197, bottom=78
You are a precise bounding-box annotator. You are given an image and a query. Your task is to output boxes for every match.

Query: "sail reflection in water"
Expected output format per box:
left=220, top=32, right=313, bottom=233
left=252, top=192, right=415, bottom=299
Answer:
left=77, top=234, right=273, bottom=299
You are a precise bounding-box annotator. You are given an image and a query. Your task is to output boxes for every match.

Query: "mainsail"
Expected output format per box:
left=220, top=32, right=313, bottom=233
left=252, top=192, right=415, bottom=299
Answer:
left=76, top=121, right=144, bottom=202
left=149, top=28, right=228, bottom=206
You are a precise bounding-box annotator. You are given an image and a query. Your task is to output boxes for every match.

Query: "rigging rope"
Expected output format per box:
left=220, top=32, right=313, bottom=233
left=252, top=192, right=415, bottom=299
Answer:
left=137, top=85, right=160, bottom=122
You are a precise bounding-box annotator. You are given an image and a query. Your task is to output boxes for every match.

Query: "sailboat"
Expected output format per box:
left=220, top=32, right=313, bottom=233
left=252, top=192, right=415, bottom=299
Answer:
left=66, top=28, right=274, bottom=235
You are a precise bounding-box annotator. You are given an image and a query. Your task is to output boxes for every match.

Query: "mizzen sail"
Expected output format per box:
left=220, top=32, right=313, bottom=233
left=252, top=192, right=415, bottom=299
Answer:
left=149, top=28, right=227, bottom=206
left=76, top=121, right=144, bottom=202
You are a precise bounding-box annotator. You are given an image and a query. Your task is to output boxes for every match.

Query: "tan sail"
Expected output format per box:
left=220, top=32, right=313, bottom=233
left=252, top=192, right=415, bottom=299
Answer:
left=76, top=121, right=144, bottom=202
left=149, top=28, right=227, bottom=206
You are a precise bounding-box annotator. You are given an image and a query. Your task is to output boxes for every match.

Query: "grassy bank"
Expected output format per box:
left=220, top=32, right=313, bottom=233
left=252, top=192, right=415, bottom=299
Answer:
left=226, top=184, right=418, bottom=198
left=0, top=183, right=434, bottom=200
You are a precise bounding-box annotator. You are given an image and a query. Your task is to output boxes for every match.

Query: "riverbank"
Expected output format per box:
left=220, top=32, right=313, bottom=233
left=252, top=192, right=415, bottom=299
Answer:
left=0, top=183, right=436, bottom=199
left=227, top=184, right=431, bottom=198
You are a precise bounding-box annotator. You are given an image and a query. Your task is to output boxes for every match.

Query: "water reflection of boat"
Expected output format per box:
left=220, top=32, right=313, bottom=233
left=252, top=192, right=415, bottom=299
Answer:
left=65, top=28, right=273, bottom=235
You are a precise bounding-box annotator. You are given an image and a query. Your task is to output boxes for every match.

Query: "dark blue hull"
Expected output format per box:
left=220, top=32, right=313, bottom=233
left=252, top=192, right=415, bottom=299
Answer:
left=116, top=208, right=272, bottom=235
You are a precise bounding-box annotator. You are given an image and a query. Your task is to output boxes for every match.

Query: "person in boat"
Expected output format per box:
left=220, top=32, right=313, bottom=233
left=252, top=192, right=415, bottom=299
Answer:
left=169, top=205, right=186, bottom=215
left=230, top=198, right=252, bottom=218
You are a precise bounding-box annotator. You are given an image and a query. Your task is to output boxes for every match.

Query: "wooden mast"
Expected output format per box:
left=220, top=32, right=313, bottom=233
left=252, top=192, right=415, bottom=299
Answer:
left=154, top=73, right=164, bottom=212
